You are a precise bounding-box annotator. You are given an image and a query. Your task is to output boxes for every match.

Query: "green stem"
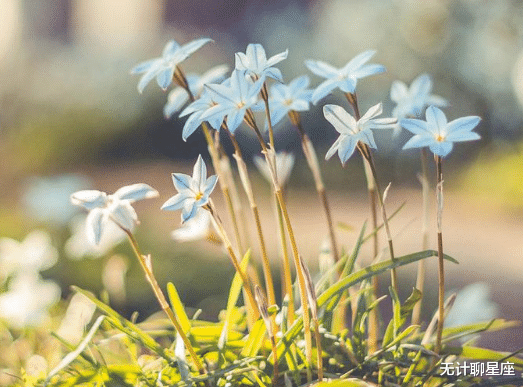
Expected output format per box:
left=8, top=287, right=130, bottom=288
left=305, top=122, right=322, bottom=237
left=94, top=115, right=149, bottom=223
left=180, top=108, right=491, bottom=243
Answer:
left=245, top=113, right=313, bottom=382
left=435, top=155, right=444, bottom=354
left=413, top=148, right=430, bottom=325
left=289, top=111, right=340, bottom=263
left=223, top=125, right=276, bottom=308
left=274, top=193, right=295, bottom=324
left=122, top=228, right=207, bottom=377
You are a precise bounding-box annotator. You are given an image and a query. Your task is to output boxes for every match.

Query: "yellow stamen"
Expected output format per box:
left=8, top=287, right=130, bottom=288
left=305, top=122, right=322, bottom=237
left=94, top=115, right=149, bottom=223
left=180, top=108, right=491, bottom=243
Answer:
left=436, top=134, right=445, bottom=142
left=195, top=192, right=203, bottom=201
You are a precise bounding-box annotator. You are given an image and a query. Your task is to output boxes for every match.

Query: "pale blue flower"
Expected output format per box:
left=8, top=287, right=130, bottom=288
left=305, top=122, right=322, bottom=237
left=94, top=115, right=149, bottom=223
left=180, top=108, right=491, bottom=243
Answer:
left=305, top=50, right=385, bottom=104
left=179, top=90, right=225, bottom=141
left=199, top=69, right=264, bottom=133
left=131, top=38, right=212, bottom=93
left=324, top=103, right=397, bottom=164
left=390, top=74, right=448, bottom=136
left=161, top=155, right=218, bottom=223
left=164, top=64, right=229, bottom=118
left=401, top=106, right=481, bottom=157
left=71, top=184, right=159, bottom=245
left=265, top=75, right=313, bottom=128
left=235, top=43, right=288, bottom=83
left=171, top=209, right=211, bottom=242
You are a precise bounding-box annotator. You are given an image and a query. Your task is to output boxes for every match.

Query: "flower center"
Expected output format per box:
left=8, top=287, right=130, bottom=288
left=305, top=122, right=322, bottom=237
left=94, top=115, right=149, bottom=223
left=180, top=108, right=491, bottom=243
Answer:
left=283, top=99, right=293, bottom=106
left=195, top=192, right=204, bottom=201
left=435, top=134, right=445, bottom=142
left=236, top=101, right=245, bottom=109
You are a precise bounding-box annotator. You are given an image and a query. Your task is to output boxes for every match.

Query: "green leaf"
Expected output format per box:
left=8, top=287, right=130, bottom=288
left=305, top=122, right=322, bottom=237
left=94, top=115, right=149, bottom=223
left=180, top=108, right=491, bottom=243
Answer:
left=72, top=286, right=174, bottom=362
left=46, top=316, right=105, bottom=383
left=241, top=319, right=267, bottom=358
left=167, top=282, right=191, bottom=334
left=446, top=346, right=523, bottom=367
left=400, top=288, right=422, bottom=322
left=275, top=250, right=455, bottom=360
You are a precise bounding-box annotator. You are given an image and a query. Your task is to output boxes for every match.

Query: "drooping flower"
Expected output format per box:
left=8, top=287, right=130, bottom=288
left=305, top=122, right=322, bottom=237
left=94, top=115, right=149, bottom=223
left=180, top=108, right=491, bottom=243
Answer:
left=131, top=38, right=212, bottom=93
left=171, top=208, right=211, bottom=242
left=264, top=75, right=313, bottom=128
left=0, top=273, right=61, bottom=328
left=0, top=230, right=58, bottom=279
left=235, top=43, right=288, bottom=83
left=70, top=184, right=159, bottom=245
left=401, top=106, right=481, bottom=157
left=254, top=151, right=295, bottom=187
left=161, top=155, right=218, bottom=223
left=305, top=50, right=385, bottom=104
left=164, top=64, right=229, bottom=118
left=324, top=103, right=397, bottom=164
left=200, top=70, right=264, bottom=133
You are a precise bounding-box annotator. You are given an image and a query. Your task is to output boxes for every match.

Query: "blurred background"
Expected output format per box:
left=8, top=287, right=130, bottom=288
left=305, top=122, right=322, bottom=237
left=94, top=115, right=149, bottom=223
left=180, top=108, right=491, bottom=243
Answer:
left=0, top=0, right=523, bottom=355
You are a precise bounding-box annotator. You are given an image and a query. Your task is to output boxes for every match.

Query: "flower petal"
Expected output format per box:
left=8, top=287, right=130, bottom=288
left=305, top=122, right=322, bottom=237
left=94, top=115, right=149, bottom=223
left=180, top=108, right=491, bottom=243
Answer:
left=338, top=135, right=359, bottom=164
left=226, top=109, right=246, bottom=134
left=311, top=79, right=339, bottom=104
left=109, top=201, right=137, bottom=231
left=323, top=104, right=357, bottom=134
left=180, top=38, right=213, bottom=57
left=162, top=40, right=181, bottom=58
left=390, top=80, right=408, bottom=102
left=156, top=66, right=175, bottom=90
left=192, top=155, right=207, bottom=192
left=71, top=190, right=107, bottom=210
left=266, top=49, right=288, bottom=67
left=85, top=208, right=107, bottom=245
left=325, top=135, right=343, bottom=161
left=113, top=184, right=159, bottom=202
left=429, top=142, right=453, bottom=157
left=289, top=75, right=310, bottom=92
left=411, top=74, right=432, bottom=98
left=445, top=130, right=481, bottom=143
left=446, top=116, right=481, bottom=136
left=161, top=192, right=192, bottom=211
left=360, top=102, right=383, bottom=122
left=172, top=173, right=192, bottom=192
left=130, top=59, right=158, bottom=74
left=137, top=62, right=162, bottom=93
left=350, top=64, right=386, bottom=79
left=264, top=67, right=283, bottom=82
left=341, top=50, right=376, bottom=73
left=426, top=105, right=447, bottom=132
left=164, top=88, right=190, bottom=118
left=304, top=60, right=339, bottom=78
left=182, top=112, right=204, bottom=141
left=402, top=135, right=436, bottom=150
left=204, top=174, right=218, bottom=197
left=181, top=202, right=198, bottom=223
left=400, top=118, right=429, bottom=135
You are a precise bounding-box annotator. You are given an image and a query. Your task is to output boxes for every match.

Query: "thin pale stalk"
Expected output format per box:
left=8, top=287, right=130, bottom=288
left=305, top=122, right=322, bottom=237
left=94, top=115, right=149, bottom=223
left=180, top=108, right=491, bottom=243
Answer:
left=261, top=82, right=276, bottom=154
left=245, top=111, right=313, bottom=381
left=359, top=144, right=398, bottom=293
left=223, top=125, right=276, bottom=308
left=121, top=228, right=207, bottom=377
left=205, top=201, right=259, bottom=324
left=273, top=193, right=295, bottom=324
left=435, top=155, right=444, bottom=354
left=413, top=148, right=430, bottom=325
left=289, top=111, right=340, bottom=263
left=346, top=92, right=379, bottom=353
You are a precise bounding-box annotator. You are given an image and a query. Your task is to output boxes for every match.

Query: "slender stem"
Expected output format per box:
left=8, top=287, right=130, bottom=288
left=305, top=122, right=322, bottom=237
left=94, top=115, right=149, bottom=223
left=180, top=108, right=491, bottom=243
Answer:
left=223, top=124, right=276, bottom=308
left=413, top=148, right=430, bottom=325
left=359, top=144, right=398, bottom=293
left=270, top=336, right=279, bottom=386
left=345, top=93, right=379, bottom=352
left=205, top=201, right=259, bottom=324
left=245, top=113, right=313, bottom=381
left=274, top=193, right=295, bottom=324
left=435, top=155, right=444, bottom=354
left=313, top=320, right=324, bottom=382
left=289, top=111, right=340, bottom=263
left=261, top=82, right=276, bottom=152
left=121, top=228, right=207, bottom=377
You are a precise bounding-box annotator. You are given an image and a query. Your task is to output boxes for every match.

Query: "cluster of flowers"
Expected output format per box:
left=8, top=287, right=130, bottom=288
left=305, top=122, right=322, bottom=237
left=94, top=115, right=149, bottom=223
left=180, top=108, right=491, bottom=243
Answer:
left=71, top=38, right=480, bottom=243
